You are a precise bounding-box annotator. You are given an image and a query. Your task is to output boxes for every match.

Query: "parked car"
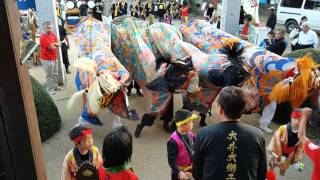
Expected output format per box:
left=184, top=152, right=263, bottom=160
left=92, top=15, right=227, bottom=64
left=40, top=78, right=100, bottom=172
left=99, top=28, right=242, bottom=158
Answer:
left=277, top=0, right=320, bottom=33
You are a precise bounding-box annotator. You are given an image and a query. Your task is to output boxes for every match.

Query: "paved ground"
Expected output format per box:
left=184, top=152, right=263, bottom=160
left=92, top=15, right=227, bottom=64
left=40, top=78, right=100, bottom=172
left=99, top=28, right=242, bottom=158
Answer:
left=29, top=18, right=316, bottom=180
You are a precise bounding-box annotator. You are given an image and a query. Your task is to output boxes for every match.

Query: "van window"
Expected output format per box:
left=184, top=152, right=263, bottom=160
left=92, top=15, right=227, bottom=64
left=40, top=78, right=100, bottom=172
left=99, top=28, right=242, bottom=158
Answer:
left=304, top=0, right=320, bottom=10
left=281, top=0, right=303, bottom=8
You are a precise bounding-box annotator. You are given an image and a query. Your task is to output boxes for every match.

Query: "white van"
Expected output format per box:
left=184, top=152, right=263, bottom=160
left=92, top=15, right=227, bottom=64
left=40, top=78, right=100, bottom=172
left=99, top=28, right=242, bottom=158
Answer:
left=277, top=0, right=320, bottom=32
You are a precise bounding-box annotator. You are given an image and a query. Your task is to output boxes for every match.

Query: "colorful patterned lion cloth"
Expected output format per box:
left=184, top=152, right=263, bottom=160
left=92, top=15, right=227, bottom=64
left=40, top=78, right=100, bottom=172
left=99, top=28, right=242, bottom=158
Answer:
left=68, top=18, right=131, bottom=125
left=111, top=16, right=255, bottom=114
left=147, top=22, right=252, bottom=112
left=112, top=16, right=171, bottom=115
left=180, top=20, right=320, bottom=110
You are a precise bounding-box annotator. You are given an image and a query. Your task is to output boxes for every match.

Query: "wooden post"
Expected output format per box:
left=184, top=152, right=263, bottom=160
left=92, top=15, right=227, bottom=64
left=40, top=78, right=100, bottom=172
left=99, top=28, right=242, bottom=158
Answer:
left=0, top=0, right=46, bottom=179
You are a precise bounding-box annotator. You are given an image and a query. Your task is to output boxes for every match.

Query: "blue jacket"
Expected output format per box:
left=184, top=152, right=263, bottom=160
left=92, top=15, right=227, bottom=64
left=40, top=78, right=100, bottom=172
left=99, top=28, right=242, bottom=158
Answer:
left=259, top=39, right=272, bottom=49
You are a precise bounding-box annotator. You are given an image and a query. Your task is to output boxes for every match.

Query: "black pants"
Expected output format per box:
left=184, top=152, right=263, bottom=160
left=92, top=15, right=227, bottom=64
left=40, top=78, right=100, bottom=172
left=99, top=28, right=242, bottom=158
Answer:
left=158, top=10, right=165, bottom=22
left=141, top=96, right=174, bottom=127
left=295, top=44, right=313, bottom=50
left=61, top=43, right=69, bottom=70
left=94, top=14, right=103, bottom=21
left=291, top=43, right=298, bottom=51
left=61, top=19, right=65, bottom=26
left=128, top=81, right=141, bottom=91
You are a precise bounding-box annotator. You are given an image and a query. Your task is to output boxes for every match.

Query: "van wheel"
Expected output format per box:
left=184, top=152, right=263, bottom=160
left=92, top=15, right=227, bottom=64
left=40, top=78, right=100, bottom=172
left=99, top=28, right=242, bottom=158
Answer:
left=285, top=20, right=298, bottom=33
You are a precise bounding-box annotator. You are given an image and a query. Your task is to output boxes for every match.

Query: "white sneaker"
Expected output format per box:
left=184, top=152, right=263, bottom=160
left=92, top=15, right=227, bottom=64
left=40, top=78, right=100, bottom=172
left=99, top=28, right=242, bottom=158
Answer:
left=48, top=90, right=56, bottom=95
left=55, top=86, right=64, bottom=91
left=260, top=126, right=273, bottom=134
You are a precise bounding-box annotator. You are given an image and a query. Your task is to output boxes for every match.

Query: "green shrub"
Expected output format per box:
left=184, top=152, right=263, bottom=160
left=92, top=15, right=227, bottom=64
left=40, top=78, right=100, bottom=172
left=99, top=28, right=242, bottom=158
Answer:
left=30, top=76, right=61, bottom=142
left=284, top=48, right=320, bottom=63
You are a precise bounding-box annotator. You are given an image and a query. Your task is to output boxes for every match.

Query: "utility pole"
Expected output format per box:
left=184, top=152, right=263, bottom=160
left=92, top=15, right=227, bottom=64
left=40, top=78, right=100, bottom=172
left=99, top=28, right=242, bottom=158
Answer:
left=220, top=0, right=241, bottom=36
left=103, top=0, right=112, bottom=17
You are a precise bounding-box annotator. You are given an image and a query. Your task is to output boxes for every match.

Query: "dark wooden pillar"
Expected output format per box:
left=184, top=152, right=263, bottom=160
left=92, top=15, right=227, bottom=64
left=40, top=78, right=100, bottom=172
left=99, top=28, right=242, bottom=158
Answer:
left=0, top=0, right=46, bottom=179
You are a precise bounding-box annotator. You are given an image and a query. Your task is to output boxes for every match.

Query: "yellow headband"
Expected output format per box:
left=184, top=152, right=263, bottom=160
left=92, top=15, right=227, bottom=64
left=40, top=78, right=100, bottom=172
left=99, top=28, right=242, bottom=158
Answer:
left=175, top=113, right=199, bottom=127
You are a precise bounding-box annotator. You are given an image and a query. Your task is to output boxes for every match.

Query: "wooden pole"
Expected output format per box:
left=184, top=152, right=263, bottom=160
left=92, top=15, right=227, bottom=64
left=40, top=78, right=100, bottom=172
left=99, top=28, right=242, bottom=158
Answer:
left=0, top=0, right=46, bottom=179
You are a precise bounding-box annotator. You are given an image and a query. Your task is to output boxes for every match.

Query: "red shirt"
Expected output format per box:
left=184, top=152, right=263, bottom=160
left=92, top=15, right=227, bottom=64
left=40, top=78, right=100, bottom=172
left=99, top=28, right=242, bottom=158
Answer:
left=241, top=25, right=249, bottom=36
left=99, top=169, right=138, bottom=180
left=304, top=140, right=320, bottom=180
left=281, top=143, right=297, bottom=155
left=40, top=32, right=58, bottom=61
left=181, top=6, right=188, bottom=17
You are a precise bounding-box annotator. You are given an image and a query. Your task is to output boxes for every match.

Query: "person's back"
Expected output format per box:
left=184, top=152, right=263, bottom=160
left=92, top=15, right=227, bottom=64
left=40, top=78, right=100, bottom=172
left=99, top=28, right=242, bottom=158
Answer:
left=193, top=86, right=267, bottom=180
left=193, top=122, right=266, bottom=180
left=120, top=0, right=128, bottom=15
left=145, top=1, right=154, bottom=17
left=79, top=2, right=88, bottom=16
left=158, top=1, right=166, bottom=14
left=93, top=2, right=103, bottom=21
left=101, top=126, right=138, bottom=180
left=181, top=5, right=188, bottom=18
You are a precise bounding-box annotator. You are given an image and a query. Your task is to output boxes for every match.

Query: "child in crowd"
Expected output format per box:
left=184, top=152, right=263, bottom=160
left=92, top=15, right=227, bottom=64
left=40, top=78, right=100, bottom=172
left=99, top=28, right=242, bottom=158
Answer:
left=181, top=3, right=189, bottom=24
left=298, top=108, right=320, bottom=180
left=61, top=126, right=103, bottom=180
left=267, top=109, right=305, bottom=176
left=100, top=126, right=138, bottom=180
left=259, top=30, right=275, bottom=49
left=163, top=10, right=171, bottom=24
left=167, top=109, right=198, bottom=180
left=209, top=12, right=220, bottom=29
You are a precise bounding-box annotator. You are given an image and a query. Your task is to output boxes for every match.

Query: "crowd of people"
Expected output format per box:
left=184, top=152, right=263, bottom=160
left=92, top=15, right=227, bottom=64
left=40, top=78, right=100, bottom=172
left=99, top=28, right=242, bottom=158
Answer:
left=59, top=86, right=320, bottom=180
left=35, top=1, right=320, bottom=180
left=261, top=13, right=318, bottom=56
left=236, top=6, right=319, bottom=56
left=111, top=0, right=189, bottom=24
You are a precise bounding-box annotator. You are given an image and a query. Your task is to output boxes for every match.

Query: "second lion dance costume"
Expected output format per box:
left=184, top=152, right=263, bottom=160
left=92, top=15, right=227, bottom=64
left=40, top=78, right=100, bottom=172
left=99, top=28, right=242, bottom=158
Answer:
left=69, top=18, right=132, bottom=128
